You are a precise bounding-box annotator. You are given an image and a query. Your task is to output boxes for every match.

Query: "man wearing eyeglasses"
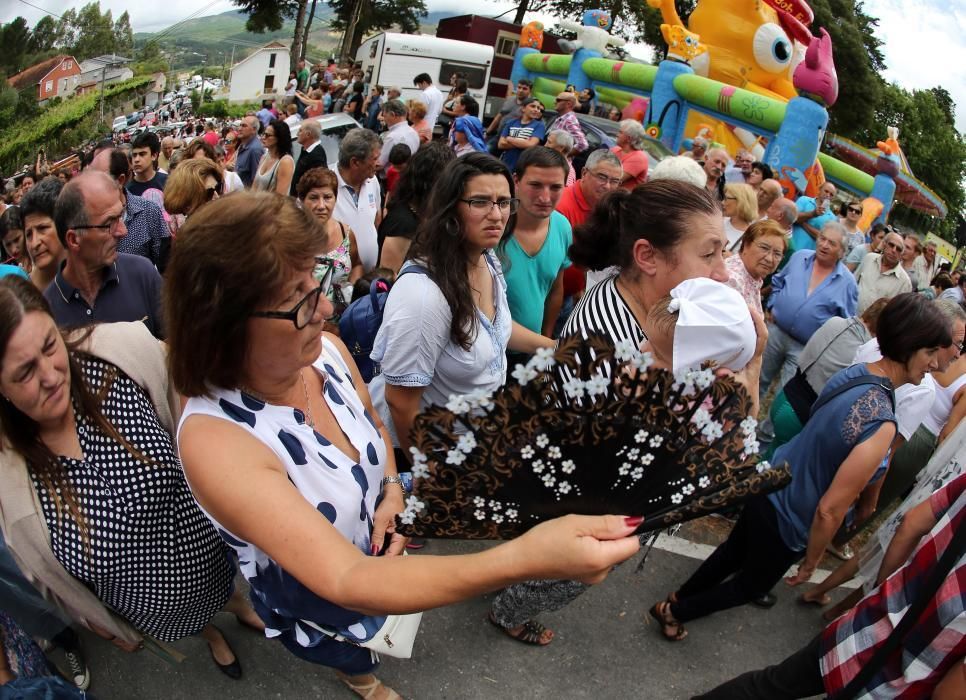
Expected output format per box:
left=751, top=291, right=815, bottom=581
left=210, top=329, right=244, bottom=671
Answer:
left=44, top=172, right=164, bottom=339
left=556, top=149, right=623, bottom=298
left=853, top=231, right=912, bottom=314
left=792, top=181, right=837, bottom=252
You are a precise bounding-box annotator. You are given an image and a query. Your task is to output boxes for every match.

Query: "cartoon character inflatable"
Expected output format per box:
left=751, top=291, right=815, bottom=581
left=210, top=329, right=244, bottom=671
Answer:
left=661, top=23, right=707, bottom=66
left=520, top=21, right=544, bottom=51
left=558, top=9, right=626, bottom=55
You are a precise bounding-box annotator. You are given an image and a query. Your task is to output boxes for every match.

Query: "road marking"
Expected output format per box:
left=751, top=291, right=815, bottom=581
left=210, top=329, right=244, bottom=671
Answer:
left=652, top=532, right=861, bottom=589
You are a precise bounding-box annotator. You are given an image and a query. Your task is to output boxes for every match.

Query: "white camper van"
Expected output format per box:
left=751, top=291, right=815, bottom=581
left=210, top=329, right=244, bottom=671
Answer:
left=356, top=33, right=493, bottom=114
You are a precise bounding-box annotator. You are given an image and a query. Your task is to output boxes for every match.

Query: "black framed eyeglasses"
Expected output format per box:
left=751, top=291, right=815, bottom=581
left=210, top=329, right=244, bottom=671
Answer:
left=72, top=215, right=123, bottom=234
left=458, top=198, right=519, bottom=215
left=251, top=260, right=335, bottom=329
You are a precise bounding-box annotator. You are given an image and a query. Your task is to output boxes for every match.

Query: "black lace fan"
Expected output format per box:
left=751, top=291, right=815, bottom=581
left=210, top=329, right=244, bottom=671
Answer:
left=395, top=334, right=791, bottom=539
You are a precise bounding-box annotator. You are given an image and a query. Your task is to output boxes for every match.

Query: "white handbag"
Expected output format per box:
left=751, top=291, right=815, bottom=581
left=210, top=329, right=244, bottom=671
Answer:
left=357, top=610, right=422, bottom=659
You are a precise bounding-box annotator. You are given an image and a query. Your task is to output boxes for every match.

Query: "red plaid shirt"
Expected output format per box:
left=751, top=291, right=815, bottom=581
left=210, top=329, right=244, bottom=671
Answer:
left=820, top=472, right=966, bottom=698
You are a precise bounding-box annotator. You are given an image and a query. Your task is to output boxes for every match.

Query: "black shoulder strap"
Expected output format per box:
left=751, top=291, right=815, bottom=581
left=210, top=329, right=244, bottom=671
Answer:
left=828, top=519, right=966, bottom=700
left=810, top=374, right=895, bottom=418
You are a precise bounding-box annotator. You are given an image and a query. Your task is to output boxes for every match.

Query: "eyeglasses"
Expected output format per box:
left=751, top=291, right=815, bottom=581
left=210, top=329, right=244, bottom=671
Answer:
left=459, top=198, right=519, bottom=215
left=251, top=261, right=334, bottom=329
left=587, top=171, right=622, bottom=188
left=72, top=215, right=123, bottom=234
left=753, top=242, right=784, bottom=260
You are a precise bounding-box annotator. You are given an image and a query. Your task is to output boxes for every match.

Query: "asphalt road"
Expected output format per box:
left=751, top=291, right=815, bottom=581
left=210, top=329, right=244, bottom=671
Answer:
left=71, top=536, right=836, bottom=700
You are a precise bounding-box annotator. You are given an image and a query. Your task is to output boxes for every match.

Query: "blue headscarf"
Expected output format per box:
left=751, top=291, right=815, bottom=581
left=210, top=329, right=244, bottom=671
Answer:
left=452, top=116, right=486, bottom=152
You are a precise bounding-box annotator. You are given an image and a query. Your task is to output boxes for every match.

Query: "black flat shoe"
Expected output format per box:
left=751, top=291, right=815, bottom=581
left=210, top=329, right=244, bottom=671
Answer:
left=752, top=591, right=777, bottom=609
left=209, top=641, right=242, bottom=680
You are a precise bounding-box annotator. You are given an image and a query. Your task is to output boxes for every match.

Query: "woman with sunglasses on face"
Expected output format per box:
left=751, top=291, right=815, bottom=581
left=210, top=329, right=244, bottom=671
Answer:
left=185, top=141, right=245, bottom=194
left=371, top=154, right=555, bottom=459
left=840, top=200, right=866, bottom=255
left=296, top=167, right=363, bottom=325
left=253, top=119, right=295, bottom=196
left=168, top=190, right=639, bottom=700
left=163, top=159, right=224, bottom=222
left=0, top=277, right=264, bottom=680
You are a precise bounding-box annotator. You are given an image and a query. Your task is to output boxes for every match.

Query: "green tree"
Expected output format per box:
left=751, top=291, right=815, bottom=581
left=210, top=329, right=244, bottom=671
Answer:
left=56, top=9, right=79, bottom=53
left=639, top=0, right=696, bottom=55
left=0, top=17, right=33, bottom=75
left=71, top=3, right=117, bottom=61
left=328, top=0, right=427, bottom=61
left=114, top=11, right=134, bottom=57
left=231, top=1, right=306, bottom=70
left=29, top=16, right=62, bottom=54
left=132, top=40, right=169, bottom=76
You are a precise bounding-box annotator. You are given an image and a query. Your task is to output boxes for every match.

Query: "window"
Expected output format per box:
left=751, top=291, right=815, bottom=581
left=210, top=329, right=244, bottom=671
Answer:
left=438, top=62, right=487, bottom=91
left=263, top=75, right=275, bottom=92
left=269, top=53, right=277, bottom=68
left=45, top=80, right=53, bottom=93
left=496, top=37, right=519, bottom=58
left=66, top=60, right=72, bottom=69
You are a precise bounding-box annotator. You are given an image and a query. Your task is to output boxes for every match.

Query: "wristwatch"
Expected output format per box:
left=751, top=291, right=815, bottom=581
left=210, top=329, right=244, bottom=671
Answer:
left=381, top=475, right=404, bottom=488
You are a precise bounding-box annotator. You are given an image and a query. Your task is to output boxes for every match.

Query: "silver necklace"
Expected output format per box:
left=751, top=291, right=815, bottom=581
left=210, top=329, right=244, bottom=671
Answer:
left=298, top=370, right=316, bottom=428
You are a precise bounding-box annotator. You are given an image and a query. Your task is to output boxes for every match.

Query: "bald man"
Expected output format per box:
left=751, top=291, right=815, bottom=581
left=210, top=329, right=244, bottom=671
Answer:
left=89, top=148, right=170, bottom=270
left=43, top=171, right=165, bottom=338
left=757, top=179, right=783, bottom=219
left=159, top=136, right=175, bottom=172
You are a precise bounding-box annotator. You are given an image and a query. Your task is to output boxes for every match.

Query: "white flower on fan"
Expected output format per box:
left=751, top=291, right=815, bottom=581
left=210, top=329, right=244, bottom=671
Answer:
left=473, top=496, right=486, bottom=508
left=682, top=483, right=695, bottom=495
left=628, top=448, right=640, bottom=460
left=671, top=493, right=683, bottom=504
left=446, top=449, right=466, bottom=465
left=466, top=388, right=495, bottom=411
left=521, top=445, right=535, bottom=460
left=641, top=453, right=654, bottom=466
left=558, top=481, right=572, bottom=495
left=401, top=496, right=426, bottom=524
left=630, top=351, right=653, bottom=371
left=674, top=370, right=697, bottom=396
left=489, top=500, right=502, bottom=511
left=585, top=371, right=608, bottom=397
left=411, top=461, right=429, bottom=479
left=699, top=475, right=711, bottom=488
left=532, top=459, right=545, bottom=474
left=756, top=460, right=773, bottom=474
left=630, top=466, right=644, bottom=480
left=542, top=473, right=556, bottom=488
left=409, top=447, right=429, bottom=465
left=406, top=495, right=426, bottom=513
left=536, top=433, right=549, bottom=448
left=561, top=459, right=576, bottom=474
left=529, top=346, right=556, bottom=371
left=563, top=377, right=586, bottom=398
left=445, top=394, right=471, bottom=414
left=649, top=435, right=664, bottom=448
left=474, top=509, right=485, bottom=520
left=693, top=369, right=714, bottom=390
left=399, top=510, right=416, bottom=525
left=692, top=407, right=712, bottom=429
left=742, top=439, right=761, bottom=457
left=701, top=420, right=724, bottom=441
left=547, top=445, right=561, bottom=459
left=457, top=432, right=477, bottom=454
left=506, top=508, right=518, bottom=521
left=634, top=429, right=649, bottom=444
left=740, top=417, right=758, bottom=436
left=492, top=513, right=505, bottom=524
left=512, top=363, right=538, bottom=385
left=619, top=462, right=632, bottom=476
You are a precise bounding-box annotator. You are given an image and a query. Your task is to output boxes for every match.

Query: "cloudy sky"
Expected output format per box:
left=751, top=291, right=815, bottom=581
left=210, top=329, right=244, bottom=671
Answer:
left=5, top=0, right=965, bottom=129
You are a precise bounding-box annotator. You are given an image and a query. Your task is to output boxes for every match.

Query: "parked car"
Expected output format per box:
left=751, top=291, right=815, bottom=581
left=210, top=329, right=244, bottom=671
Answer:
left=140, top=112, right=157, bottom=127
left=541, top=111, right=672, bottom=178
left=126, top=111, right=143, bottom=126
left=289, top=113, right=361, bottom=172
left=112, top=115, right=129, bottom=133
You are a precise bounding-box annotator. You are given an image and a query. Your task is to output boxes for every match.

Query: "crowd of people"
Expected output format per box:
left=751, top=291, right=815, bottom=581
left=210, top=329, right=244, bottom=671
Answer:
left=0, top=54, right=963, bottom=700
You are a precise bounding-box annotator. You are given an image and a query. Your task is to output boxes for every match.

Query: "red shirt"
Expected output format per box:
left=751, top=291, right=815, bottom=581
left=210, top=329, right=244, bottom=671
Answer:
left=556, top=181, right=593, bottom=297
left=612, top=146, right=648, bottom=190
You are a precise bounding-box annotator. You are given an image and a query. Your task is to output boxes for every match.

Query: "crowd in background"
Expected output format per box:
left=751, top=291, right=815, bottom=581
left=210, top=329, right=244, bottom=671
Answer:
left=0, top=53, right=963, bottom=700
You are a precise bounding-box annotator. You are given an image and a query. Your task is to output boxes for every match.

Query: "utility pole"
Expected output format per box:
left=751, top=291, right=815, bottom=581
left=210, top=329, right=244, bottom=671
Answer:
left=98, top=64, right=107, bottom=122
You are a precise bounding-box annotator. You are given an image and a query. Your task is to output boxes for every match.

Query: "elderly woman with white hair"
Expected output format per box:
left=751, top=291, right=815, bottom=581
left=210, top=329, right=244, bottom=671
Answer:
left=611, top=120, right=649, bottom=190
left=545, top=129, right=576, bottom=186
left=649, top=155, right=707, bottom=188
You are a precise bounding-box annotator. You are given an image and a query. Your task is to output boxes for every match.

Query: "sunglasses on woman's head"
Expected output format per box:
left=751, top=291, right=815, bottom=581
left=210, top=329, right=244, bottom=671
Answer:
left=205, top=182, right=224, bottom=201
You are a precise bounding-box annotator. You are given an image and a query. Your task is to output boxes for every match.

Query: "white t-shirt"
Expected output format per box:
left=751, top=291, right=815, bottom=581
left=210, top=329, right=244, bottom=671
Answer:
left=285, top=78, right=297, bottom=97
left=852, top=338, right=936, bottom=440
left=420, top=84, right=445, bottom=128
left=333, top=168, right=381, bottom=272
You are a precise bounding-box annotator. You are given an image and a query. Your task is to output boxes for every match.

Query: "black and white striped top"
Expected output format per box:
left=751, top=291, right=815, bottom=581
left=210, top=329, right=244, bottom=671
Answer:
left=560, top=274, right=646, bottom=348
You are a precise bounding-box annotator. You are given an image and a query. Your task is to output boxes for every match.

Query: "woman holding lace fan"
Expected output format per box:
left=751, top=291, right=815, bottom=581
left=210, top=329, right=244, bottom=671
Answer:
left=167, top=191, right=640, bottom=700
left=650, top=293, right=952, bottom=641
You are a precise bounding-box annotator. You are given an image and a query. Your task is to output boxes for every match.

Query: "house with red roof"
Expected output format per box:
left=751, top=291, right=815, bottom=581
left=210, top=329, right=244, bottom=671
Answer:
left=7, top=55, right=82, bottom=103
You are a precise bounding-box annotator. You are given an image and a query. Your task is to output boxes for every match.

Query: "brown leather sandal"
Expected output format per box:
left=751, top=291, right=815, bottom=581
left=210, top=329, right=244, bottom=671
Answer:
left=649, top=600, right=688, bottom=641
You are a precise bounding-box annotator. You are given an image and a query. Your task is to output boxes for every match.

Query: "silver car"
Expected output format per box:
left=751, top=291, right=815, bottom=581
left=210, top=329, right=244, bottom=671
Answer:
left=288, top=113, right=360, bottom=168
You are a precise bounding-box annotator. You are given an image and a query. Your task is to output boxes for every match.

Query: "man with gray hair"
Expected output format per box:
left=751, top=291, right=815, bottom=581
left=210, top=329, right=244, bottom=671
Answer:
left=378, top=99, right=419, bottom=171
left=234, top=115, right=265, bottom=188
left=767, top=197, right=799, bottom=236
left=545, top=130, right=576, bottom=186
left=290, top=118, right=327, bottom=196
left=703, top=147, right=728, bottom=201
left=611, top=119, right=649, bottom=189
left=44, top=171, right=164, bottom=338
left=333, top=128, right=382, bottom=271
left=853, top=230, right=912, bottom=313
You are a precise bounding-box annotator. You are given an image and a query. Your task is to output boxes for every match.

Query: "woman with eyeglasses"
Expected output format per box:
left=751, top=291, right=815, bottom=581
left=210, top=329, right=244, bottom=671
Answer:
left=724, top=219, right=788, bottom=315
left=296, top=167, right=362, bottom=325
left=166, top=190, right=640, bottom=699
left=163, top=158, right=224, bottom=221
left=253, top=119, right=295, bottom=196
left=371, top=153, right=554, bottom=458
left=0, top=276, right=264, bottom=681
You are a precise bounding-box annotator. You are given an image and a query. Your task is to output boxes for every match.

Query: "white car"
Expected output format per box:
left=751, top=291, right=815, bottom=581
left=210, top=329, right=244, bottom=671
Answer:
left=112, top=116, right=128, bottom=133
left=289, top=113, right=361, bottom=167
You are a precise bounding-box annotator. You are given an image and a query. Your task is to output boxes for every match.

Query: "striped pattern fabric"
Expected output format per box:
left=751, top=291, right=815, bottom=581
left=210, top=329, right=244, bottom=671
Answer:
left=819, top=472, right=966, bottom=698
left=559, top=275, right=645, bottom=349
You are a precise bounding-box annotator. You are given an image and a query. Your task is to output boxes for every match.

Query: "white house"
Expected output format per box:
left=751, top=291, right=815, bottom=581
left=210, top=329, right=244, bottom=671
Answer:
left=228, top=41, right=291, bottom=104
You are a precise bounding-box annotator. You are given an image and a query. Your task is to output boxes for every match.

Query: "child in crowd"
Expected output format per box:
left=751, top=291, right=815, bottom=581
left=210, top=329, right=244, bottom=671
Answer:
left=385, top=143, right=412, bottom=197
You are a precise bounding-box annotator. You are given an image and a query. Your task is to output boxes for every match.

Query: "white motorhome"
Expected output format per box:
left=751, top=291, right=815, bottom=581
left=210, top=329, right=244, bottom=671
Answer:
left=356, top=33, right=493, bottom=113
